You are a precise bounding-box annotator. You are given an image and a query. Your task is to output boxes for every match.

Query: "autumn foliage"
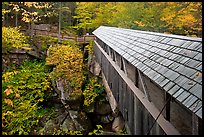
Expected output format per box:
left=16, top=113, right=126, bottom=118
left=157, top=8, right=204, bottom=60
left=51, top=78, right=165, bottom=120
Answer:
left=74, top=2, right=202, bottom=37
left=2, top=60, right=53, bottom=135
left=46, top=44, right=85, bottom=94
left=2, top=27, right=30, bottom=52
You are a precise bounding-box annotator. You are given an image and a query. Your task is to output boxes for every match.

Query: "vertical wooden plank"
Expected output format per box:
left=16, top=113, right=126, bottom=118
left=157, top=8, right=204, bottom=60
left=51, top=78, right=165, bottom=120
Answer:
left=148, top=114, right=154, bottom=135
left=101, top=52, right=105, bottom=73
left=114, top=72, right=119, bottom=102
left=107, top=62, right=112, bottom=90
left=94, top=42, right=102, bottom=66
left=118, top=76, right=124, bottom=112
left=121, top=80, right=127, bottom=120
left=111, top=65, right=116, bottom=98
left=192, top=113, right=199, bottom=135
left=133, top=95, right=137, bottom=135
left=104, top=55, right=109, bottom=82
left=127, top=87, right=134, bottom=134
left=134, top=94, right=142, bottom=135
left=112, top=67, right=119, bottom=102
left=142, top=108, right=149, bottom=135
left=165, top=93, right=171, bottom=121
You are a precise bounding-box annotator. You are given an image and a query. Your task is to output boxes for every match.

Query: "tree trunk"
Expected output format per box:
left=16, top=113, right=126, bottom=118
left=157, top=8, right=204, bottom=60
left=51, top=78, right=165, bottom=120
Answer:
left=31, top=21, right=34, bottom=40
left=6, top=12, right=9, bottom=26
left=15, top=12, right=18, bottom=27
left=58, top=2, right=62, bottom=43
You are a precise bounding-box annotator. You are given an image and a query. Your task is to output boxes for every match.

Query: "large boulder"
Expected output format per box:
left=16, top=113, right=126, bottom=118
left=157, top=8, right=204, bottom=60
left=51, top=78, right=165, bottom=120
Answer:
left=61, top=116, right=76, bottom=132
left=50, top=75, right=83, bottom=111
left=61, top=110, right=93, bottom=135
left=83, top=102, right=95, bottom=113
left=88, top=54, right=101, bottom=76
left=112, top=115, right=125, bottom=132
left=95, top=101, right=112, bottom=115
left=43, top=109, right=69, bottom=134
left=100, top=114, right=114, bottom=124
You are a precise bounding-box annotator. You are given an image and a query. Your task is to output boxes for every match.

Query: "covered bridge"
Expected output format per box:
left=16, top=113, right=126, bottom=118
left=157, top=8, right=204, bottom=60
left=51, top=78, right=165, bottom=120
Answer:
left=92, top=26, right=202, bottom=135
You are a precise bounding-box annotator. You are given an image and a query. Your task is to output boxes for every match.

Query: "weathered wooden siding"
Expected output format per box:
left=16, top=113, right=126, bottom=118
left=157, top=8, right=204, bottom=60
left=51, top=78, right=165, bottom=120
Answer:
left=93, top=40, right=177, bottom=135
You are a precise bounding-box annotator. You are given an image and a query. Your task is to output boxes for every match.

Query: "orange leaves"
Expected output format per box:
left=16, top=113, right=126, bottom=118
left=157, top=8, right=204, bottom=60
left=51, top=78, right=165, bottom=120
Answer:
left=4, top=99, right=13, bottom=107
left=15, top=93, right=20, bottom=98
left=4, top=88, right=13, bottom=96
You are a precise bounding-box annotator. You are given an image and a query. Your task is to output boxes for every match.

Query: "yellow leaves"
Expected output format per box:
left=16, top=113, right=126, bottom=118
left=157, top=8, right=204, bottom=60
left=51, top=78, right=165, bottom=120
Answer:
left=37, top=98, right=44, bottom=102
left=4, top=99, right=13, bottom=107
left=24, top=2, right=37, bottom=7
left=134, top=20, right=145, bottom=27
left=2, top=27, right=29, bottom=52
left=46, top=44, right=84, bottom=92
left=2, top=71, right=17, bottom=83
left=4, top=88, right=13, bottom=96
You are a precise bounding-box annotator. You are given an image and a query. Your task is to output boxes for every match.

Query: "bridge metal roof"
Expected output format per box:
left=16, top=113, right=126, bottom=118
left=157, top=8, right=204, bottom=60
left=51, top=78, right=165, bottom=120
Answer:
left=93, top=26, right=202, bottom=119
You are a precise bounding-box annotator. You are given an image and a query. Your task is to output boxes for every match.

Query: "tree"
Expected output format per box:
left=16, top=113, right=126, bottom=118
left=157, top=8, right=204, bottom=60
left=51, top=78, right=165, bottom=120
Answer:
left=7, top=2, right=53, bottom=40
left=73, top=2, right=117, bottom=35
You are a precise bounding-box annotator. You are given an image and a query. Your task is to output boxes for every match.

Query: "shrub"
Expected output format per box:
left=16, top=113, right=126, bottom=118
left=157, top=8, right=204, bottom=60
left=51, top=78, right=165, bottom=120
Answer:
left=2, top=27, right=30, bottom=52
left=2, top=60, right=52, bottom=135
left=83, top=77, right=105, bottom=106
left=46, top=44, right=85, bottom=95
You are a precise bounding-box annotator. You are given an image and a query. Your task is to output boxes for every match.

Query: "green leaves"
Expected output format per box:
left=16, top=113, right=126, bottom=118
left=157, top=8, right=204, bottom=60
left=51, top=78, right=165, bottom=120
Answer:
left=2, top=60, right=52, bottom=135
left=83, top=77, right=105, bottom=107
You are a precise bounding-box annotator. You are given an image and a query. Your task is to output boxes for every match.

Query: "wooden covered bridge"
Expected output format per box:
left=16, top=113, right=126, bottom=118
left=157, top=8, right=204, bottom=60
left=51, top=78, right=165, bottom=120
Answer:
left=92, top=26, right=202, bottom=135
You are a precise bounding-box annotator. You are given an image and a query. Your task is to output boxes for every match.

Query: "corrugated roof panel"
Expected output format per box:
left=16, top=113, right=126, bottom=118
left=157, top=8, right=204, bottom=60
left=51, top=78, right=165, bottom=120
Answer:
left=180, top=41, right=194, bottom=48
left=182, top=95, right=198, bottom=108
left=195, top=62, right=202, bottom=71
left=163, top=81, right=176, bottom=91
left=169, top=85, right=182, bottom=96
left=190, top=100, right=202, bottom=113
left=172, top=88, right=184, bottom=98
left=151, top=73, right=162, bottom=81
left=187, top=42, right=202, bottom=51
left=156, top=65, right=169, bottom=74
left=160, top=59, right=174, bottom=67
left=184, top=59, right=200, bottom=68
left=168, top=62, right=180, bottom=70
left=193, top=53, right=202, bottom=61
left=189, top=87, right=202, bottom=99
left=197, top=46, right=202, bottom=53
left=160, top=37, right=173, bottom=44
left=176, top=91, right=190, bottom=102
left=143, top=67, right=152, bottom=76
left=140, top=64, right=149, bottom=72
left=167, top=39, right=186, bottom=47
left=195, top=107, right=202, bottom=119
left=128, top=56, right=136, bottom=64
left=154, top=75, right=166, bottom=85
left=147, top=70, right=158, bottom=80
left=166, top=70, right=180, bottom=81
left=159, top=78, right=170, bottom=88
